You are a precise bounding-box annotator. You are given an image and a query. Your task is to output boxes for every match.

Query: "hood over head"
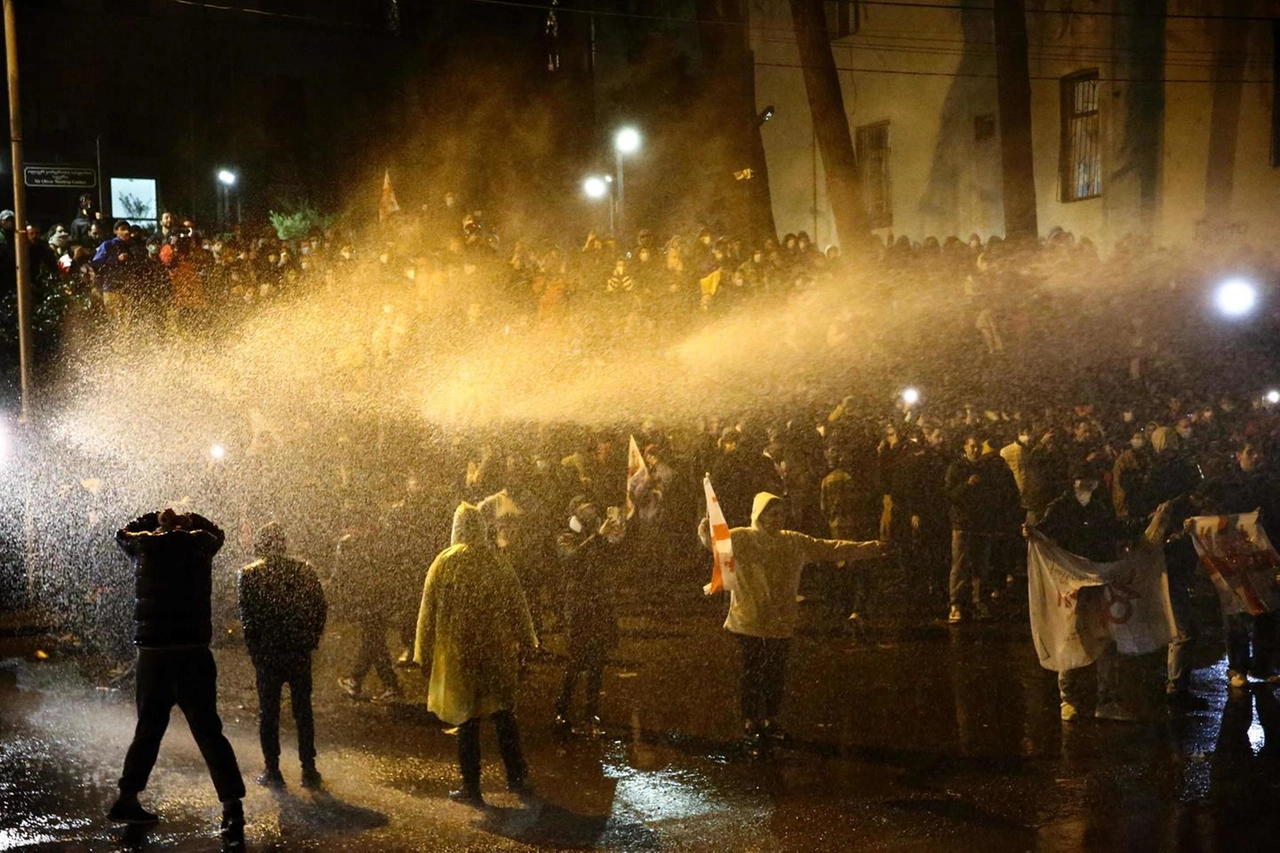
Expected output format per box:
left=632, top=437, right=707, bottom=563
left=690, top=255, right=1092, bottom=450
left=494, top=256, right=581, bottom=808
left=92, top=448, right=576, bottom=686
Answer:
left=451, top=502, right=489, bottom=548
left=1150, top=426, right=1178, bottom=454
left=750, top=492, right=785, bottom=529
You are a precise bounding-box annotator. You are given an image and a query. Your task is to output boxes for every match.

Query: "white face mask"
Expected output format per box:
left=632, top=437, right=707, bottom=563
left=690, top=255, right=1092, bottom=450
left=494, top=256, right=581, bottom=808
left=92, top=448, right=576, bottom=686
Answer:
left=569, top=516, right=583, bottom=534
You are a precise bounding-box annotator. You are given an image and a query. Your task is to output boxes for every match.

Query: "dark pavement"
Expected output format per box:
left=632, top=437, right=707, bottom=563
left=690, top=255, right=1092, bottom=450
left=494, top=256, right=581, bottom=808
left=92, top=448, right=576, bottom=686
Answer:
left=1, top=580, right=1278, bottom=852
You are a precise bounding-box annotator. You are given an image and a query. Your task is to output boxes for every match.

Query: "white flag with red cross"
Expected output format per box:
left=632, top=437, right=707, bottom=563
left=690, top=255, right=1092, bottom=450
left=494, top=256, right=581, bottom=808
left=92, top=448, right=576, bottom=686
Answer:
left=702, top=475, right=738, bottom=595
left=624, top=435, right=648, bottom=521
left=1027, top=532, right=1176, bottom=672
left=1189, top=511, right=1280, bottom=616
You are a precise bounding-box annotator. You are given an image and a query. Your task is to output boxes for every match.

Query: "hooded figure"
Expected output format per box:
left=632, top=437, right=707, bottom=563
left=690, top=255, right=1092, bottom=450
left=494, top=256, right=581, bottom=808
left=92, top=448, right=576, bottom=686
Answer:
left=699, top=493, right=883, bottom=751
left=414, top=503, right=537, bottom=804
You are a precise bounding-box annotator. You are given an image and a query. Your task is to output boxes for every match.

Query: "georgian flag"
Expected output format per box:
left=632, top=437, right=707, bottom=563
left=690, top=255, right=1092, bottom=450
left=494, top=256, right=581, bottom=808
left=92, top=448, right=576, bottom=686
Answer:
left=702, top=475, right=738, bottom=595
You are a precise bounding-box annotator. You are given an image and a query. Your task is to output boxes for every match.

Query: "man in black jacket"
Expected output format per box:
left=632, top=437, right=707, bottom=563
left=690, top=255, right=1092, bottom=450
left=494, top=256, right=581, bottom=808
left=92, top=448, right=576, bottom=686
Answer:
left=945, top=434, right=1021, bottom=623
left=238, top=522, right=327, bottom=789
left=108, top=509, right=246, bottom=849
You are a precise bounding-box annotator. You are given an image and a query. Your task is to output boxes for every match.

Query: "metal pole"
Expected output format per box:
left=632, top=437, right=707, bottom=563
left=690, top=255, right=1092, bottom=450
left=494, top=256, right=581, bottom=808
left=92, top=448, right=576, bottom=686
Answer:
left=95, top=133, right=104, bottom=214
left=5, top=0, right=33, bottom=423
left=615, top=149, right=624, bottom=242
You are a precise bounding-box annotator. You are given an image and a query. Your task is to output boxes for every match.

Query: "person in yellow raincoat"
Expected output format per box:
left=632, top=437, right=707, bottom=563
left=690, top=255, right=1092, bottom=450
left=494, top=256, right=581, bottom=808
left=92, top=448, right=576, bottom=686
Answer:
left=414, top=502, right=538, bottom=805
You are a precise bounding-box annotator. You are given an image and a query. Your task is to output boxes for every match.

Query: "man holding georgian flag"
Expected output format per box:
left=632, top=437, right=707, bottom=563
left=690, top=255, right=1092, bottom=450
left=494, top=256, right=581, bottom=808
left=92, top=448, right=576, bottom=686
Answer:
left=699, top=484, right=885, bottom=753
left=1192, top=439, right=1280, bottom=688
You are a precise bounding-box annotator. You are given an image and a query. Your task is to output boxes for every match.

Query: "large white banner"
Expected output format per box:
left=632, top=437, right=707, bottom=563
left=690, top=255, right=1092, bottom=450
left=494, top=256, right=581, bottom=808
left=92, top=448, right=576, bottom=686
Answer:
left=1027, top=533, right=1176, bottom=672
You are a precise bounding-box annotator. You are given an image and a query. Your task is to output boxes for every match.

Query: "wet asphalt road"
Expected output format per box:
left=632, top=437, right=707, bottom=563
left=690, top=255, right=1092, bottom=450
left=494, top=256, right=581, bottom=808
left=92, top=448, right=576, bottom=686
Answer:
left=2, top=580, right=1279, bottom=852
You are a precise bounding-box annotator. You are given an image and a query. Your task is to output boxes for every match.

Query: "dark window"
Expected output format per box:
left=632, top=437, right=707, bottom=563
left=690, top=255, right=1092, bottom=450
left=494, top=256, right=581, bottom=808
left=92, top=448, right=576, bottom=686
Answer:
left=856, top=121, right=892, bottom=228
left=1059, top=70, right=1102, bottom=201
left=825, top=1, right=861, bottom=39
left=974, top=113, right=996, bottom=142
left=1272, top=20, right=1279, bottom=167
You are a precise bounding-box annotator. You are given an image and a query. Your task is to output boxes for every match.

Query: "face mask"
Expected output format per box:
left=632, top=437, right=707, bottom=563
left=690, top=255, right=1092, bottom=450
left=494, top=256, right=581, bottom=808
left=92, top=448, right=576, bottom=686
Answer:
left=569, top=516, right=583, bottom=534
left=1074, top=483, right=1096, bottom=505
left=1018, top=433, right=1030, bottom=445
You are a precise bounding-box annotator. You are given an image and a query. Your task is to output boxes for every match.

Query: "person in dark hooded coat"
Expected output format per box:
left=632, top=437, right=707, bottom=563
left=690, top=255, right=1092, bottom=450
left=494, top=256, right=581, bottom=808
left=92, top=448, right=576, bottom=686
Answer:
left=237, top=522, right=327, bottom=790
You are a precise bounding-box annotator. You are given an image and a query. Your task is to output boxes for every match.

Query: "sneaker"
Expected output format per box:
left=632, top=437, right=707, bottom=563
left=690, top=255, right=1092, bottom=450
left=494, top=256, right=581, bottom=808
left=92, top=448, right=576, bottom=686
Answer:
left=1094, top=702, right=1138, bottom=722
left=742, top=720, right=763, bottom=756
left=507, top=776, right=534, bottom=796
left=760, top=719, right=791, bottom=746
left=337, top=676, right=360, bottom=699
left=973, top=602, right=993, bottom=621
left=580, top=715, right=606, bottom=738
left=552, top=713, right=573, bottom=735
left=300, top=766, right=323, bottom=791
left=448, top=787, right=485, bottom=807
left=394, top=649, right=419, bottom=669
left=256, top=767, right=285, bottom=788
left=947, top=606, right=964, bottom=624
left=107, top=795, right=159, bottom=825
left=371, top=688, right=403, bottom=704
left=1228, top=670, right=1248, bottom=690
left=1060, top=702, right=1079, bottom=722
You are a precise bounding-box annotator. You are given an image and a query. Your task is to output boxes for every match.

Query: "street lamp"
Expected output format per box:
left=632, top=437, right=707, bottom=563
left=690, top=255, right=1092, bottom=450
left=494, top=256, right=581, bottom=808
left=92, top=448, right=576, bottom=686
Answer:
left=1214, top=278, right=1258, bottom=318
left=582, top=174, right=614, bottom=234
left=613, top=126, right=641, bottom=243
left=901, top=387, right=920, bottom=407
left=216, top=168, right=238, bottom=230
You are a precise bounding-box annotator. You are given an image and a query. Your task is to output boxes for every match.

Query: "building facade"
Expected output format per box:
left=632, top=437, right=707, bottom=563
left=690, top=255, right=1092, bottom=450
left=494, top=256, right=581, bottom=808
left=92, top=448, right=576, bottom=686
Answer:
left=751, top=0, right=1280, bottom=254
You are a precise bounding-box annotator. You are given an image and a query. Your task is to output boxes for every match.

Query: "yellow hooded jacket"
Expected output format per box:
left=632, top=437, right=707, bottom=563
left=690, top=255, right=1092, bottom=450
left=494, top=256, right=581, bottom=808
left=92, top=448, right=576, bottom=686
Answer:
left=413, top=503, right=538, bottom=725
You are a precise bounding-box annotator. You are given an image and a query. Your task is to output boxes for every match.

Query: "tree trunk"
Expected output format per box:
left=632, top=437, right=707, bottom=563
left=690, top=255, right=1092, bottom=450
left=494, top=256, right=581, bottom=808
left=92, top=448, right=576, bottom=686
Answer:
left=788, top=0, right=866, bottom=251
left=992, top=0, right=1038, bottom=243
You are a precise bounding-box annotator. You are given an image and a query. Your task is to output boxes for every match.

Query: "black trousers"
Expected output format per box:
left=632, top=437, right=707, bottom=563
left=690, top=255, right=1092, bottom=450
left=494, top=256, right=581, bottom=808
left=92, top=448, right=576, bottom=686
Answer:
left=1225, top=611, right=1278, bottom=676
left=456, top=710, right=526, bottom=791
left=556, top=638, right=607, bottom=718
left=351, top=617, right=398, bottom=691
left=736, top=634, right=791, bottom=723
left=119, top=647, right=245, bottom=802
left=253, top=652, right=316, bottom=768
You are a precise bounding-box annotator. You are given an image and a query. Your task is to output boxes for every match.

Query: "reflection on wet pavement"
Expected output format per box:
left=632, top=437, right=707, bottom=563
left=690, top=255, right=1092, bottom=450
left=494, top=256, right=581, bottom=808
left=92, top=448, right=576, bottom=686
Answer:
left=3, top=606, right=1280, bottom=851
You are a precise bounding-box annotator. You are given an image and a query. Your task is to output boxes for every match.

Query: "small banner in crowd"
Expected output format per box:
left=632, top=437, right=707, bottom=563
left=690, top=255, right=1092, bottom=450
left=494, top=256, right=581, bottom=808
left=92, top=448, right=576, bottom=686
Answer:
left=1027, top=532, right=1176, bottom=672
left=1188, top=511, right=1280, bottom=617
left=379, top=169, right=400, bottom=223
left=624, top=435, right=648, bottom=521
left=702, top=475, right=737, bottom=595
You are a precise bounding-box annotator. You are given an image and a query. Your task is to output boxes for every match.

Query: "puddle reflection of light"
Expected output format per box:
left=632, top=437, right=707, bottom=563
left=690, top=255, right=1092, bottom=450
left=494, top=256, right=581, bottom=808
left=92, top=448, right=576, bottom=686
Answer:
left=1248, top=718, right=1265, bottom=755
left=604, top=763, right=718, bottom=822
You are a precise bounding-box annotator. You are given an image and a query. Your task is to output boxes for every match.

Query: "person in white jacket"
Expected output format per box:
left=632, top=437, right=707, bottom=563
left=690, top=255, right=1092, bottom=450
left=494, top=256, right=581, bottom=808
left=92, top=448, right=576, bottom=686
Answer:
left=700, top=492, right=885, bottom=752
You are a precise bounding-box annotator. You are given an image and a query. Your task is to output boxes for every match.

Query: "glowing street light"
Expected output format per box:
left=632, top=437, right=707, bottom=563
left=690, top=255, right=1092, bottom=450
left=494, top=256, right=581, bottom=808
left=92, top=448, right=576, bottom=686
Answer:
left=1267, top=390, right=1280, bottom=405
left=583, top=174, right=615, bottom=234
left=216, top=168, right=239, bottom=229
left=1214, top=278, right=1258, bottom=318
left=209, top=443, right=227, bottom=461
left=902, top=387, right=920, bottom=406
left=613, top=126, right=641, bottom=241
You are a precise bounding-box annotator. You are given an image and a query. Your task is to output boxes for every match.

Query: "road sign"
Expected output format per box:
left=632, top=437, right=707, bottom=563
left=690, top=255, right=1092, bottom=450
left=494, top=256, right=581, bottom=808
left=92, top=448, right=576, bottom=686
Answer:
left=23, top=165, right=97, bottom=188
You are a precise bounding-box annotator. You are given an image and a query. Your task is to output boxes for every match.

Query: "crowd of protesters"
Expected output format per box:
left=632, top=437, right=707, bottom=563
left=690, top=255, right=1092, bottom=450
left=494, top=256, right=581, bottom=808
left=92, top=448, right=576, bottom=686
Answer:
left=9, top=188, right=1280, bottom=809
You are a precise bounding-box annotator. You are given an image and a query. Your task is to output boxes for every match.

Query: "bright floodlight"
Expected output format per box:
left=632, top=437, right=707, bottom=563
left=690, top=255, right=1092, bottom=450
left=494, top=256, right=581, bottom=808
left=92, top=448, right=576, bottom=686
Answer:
left=902, top=387, right=920, bottom=406
left=217, top=169, right=237, bottom=187
left=1215, top=279, right=1258, bottom=317
left=583, top=176, right=608, bottom=199
left=1267, top=390, right=1280, bottom=405
left=209, top=443, right=227, bottom=461
left=614, top=127, right=641, bottom=155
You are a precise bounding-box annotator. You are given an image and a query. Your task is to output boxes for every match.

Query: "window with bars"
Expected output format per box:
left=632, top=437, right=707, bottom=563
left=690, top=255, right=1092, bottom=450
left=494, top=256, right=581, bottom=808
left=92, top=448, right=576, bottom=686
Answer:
left=1059, top=71, right=1102, bottom=201
left=825, top=1, right=861, bottom=39
left=856, top=121, right=892, bottom=228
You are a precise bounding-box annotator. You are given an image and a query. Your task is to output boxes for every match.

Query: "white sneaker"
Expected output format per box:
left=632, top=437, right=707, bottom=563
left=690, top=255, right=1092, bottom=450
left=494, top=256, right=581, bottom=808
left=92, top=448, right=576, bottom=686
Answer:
left=1060, top=702, right=1079, bottom=722
left=1228, top=670, right=1248, bottom=690
left=948, top=606, right=964, bottom=624
left=1094, top=702, right=1138, bottom=722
